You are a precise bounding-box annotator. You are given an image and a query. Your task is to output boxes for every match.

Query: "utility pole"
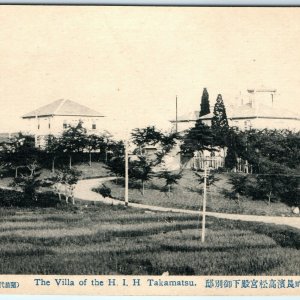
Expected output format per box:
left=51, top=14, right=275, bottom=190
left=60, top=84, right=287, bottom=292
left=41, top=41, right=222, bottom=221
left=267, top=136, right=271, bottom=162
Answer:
left=35, top=111, right=38, bottom=148
left=124, top=140, right=129, bottom=206
left=201, top=163, right=208, bottom=243
left=175, top=95, right=178, bottom=133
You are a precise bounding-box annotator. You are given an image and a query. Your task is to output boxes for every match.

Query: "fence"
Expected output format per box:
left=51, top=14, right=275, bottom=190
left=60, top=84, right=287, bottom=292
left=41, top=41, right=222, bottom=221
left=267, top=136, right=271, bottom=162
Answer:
left=236, top=158, right=253, bottom=174
left=192, top=156, right=224, bottom=170
left=190, top=156, right=252, bottom=173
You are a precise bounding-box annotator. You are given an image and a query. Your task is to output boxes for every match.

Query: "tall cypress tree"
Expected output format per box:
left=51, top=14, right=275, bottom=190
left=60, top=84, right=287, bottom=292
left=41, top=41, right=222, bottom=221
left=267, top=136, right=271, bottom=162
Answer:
left=199, top=88, right=210, bottom=117
left=211, top=94, right=229, bottom=147
left=224, top=129, right=239, bottom=170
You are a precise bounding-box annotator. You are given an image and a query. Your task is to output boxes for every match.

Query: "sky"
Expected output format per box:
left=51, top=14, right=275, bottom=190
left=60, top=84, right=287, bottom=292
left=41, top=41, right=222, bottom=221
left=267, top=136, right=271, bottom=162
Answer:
left=0, top=6, right=300, bottom=139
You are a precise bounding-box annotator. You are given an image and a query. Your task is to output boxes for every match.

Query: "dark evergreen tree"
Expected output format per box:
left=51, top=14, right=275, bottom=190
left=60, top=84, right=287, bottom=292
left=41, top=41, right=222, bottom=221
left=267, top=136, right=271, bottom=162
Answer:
left=158, top=171, right=182, bottom=197
left=211, top=94, right=229, bottom=147
left=106, top=156, right=125, bottom=179
left=224, top=128, right=240, bottom=171
left=180, top=120, right=214, bottom=155
left=225, top=146, right=238, bottom=171
left=199, top=88, right=210, bottom=117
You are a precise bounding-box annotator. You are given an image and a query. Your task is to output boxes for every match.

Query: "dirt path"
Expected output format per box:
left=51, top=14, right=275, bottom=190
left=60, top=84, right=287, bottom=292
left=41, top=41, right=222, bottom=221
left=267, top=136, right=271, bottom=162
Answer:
left=75, top=177, right=300, bottom=230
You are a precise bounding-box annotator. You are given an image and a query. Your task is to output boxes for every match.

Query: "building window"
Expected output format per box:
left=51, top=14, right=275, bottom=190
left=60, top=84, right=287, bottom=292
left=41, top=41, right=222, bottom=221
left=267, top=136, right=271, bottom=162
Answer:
left=92, top=124, right=96, bottom=130
left=49, top=123, right=51, bottom=129
left=38, top=124, right=40, bottom=130
left=244, top=120, right=252, bottom=130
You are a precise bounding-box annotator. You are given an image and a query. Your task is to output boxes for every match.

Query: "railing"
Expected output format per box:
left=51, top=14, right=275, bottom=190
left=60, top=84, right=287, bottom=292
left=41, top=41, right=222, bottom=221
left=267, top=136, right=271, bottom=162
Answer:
left=192, top=156, right=224, bottom=170
left=236, top=158, right=252, bottom=174
left=190, top=156, right=252, bottom=173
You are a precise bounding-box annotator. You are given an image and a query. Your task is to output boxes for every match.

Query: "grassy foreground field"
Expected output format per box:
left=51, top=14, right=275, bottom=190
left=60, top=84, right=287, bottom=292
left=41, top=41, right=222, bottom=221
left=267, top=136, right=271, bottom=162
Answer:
left=0, top=204, right=299, bottom=275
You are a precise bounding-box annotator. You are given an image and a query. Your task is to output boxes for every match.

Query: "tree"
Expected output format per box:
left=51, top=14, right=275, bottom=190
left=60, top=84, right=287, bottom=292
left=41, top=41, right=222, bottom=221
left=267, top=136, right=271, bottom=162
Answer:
left=130, top=156, right=153, bottom=195
left=107, top=140, right=124, bottom=159
left=180, top=120, right=214, bottom=155
left=256, top=174, right=278, bottom=206
left=153, top=131, right=180, bottom=166
left=131, top=126, right=179, bottom=168
left=211, top=94, right=229, bottom=147
left=0, top=133, right=42, bottom=178
left=160, top=132, right=179, bottom=153
left=104, top=139, right=126, bottom=183
left=45, top=135, right=62, bottom=173
left=84, top=134, right=103, bottom=166
left=131, top=126, right=162, bottom=154
left=106, top=156, right=125, bottom=181
left=226, top=173, right=249, bottom=207
left=199, top=88, right=210, bottom=117
left=225, top=146, right=238, bottom=171
left=59, top=121, right=87, bottom=168
left=53, top=167, right=82, bottom=186
left=12, top=172, right=42, bottom=205
left=226, top=129, right=300, bottom=206
left=194, top=169, right=219, bottom=191
left=224, top=128, right=240, bottom=171
left=158, top=171, right=182, bottom=197
left=237, top=129, right=300, bottom=174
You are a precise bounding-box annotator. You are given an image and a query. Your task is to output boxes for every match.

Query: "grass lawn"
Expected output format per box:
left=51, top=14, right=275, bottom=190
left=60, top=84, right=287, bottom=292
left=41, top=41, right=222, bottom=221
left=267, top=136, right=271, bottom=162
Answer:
left=0, top=164, right=296, bottom=217
left=0, top=162, right=110, bottom=188
left=39, top=162, right=111, bottom=180
left=0, top=204, right=299, bottom=275
left=102, top=170, right=296, bottom=217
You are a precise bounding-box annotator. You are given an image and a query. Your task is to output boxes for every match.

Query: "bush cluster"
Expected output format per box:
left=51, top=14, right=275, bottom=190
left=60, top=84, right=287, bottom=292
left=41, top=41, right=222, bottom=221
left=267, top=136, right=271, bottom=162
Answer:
left=0, top=189, right=60, bottom=208
left=93, top=184, right=112, bottom=198
left=228, top=173, right=299, bottom=206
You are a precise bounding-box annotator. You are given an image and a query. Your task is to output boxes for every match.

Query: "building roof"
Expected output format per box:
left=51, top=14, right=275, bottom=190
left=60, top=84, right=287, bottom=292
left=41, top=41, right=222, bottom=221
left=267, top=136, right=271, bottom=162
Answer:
left=22, top=99, right=105, bottom=119
left=198, top=104, right=300, bottom=121
left=173, top=104, right=300, bottom=123
left=170, top=110, right=200, bottom=122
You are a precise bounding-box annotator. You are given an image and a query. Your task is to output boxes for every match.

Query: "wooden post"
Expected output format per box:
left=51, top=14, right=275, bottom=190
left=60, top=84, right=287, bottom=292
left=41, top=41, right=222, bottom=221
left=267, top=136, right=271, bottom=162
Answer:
left=175, top=95, right=178, bottom=133
left=201, top=163, right=207, bottom=243
left=125, top=140, right=129, bottom=206
left=35, top=113, right=38, bottom=148
left=52, top=158, right=55, bottom=174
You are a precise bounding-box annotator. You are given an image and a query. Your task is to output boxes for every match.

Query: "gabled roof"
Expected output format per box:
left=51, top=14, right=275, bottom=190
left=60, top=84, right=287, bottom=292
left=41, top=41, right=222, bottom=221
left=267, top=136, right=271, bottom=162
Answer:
left=22, top=99, right=105, bottom=119
left=170, top=110, right=200, bottom=122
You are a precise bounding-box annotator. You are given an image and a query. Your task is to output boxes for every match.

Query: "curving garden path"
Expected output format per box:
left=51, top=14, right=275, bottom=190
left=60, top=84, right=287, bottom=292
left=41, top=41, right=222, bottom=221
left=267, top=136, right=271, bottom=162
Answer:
left=74, top=177, right=300, bottom=230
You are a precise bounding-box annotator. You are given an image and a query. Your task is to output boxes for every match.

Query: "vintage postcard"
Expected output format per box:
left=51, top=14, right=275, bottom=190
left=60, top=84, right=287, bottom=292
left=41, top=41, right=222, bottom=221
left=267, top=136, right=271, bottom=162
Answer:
left=0, top=5, right=299, bottom=296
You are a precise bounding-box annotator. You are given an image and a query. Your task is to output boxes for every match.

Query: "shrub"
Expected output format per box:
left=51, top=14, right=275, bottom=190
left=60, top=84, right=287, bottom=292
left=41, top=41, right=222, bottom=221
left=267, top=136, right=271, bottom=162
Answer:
left=0, top=189, right=59, bottom=208
left=228, top=173, right=298, bottom=206
left=157, top=171, right=182, bottom=197
left=0, top=189, right=24, bottom=207
left=12, top=174, right=41, bottom=205
left=94, top=184, right=112, bottom=198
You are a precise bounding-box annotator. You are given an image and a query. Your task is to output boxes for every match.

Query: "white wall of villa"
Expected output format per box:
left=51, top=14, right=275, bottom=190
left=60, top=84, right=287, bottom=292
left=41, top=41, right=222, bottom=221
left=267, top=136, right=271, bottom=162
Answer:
left=23, top=115, right=106, bottom=137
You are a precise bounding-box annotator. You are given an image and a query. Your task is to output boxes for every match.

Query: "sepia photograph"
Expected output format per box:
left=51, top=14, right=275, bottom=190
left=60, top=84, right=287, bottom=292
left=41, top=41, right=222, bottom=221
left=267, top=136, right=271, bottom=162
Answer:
left=0, top=5, right=299, bottom=289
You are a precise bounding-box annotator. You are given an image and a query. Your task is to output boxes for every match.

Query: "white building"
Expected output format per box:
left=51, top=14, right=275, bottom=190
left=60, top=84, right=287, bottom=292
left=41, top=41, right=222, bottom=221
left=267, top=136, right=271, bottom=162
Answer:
left=22, top=99, right=106, bottom=147
left=171, top=89, right=300, bottom=132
